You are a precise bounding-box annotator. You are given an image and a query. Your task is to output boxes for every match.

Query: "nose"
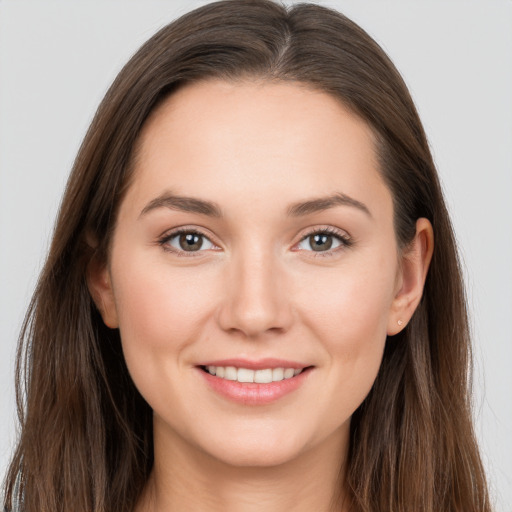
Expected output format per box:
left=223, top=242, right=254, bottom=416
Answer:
left=216, top=246, right=293, bottom=338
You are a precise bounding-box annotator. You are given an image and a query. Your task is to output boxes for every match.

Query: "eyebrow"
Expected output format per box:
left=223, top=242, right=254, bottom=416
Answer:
left=139, top=192, right=223, bottom=218
left=286, top=193, right=371, bottom=218
left=139, top=191, right=371, bottom=219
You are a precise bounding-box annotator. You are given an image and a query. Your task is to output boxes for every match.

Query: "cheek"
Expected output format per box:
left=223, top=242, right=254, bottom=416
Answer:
left=298, top=257, right=395, bottom=347
left=293, top=253, right=396, bottom=412
left=110, top=250, right=220, bottom=385
left=115, top=269, right=206, bottom=344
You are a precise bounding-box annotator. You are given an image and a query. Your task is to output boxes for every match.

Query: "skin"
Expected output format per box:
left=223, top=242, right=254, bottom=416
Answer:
left=89, top=79, right=433, bottom=512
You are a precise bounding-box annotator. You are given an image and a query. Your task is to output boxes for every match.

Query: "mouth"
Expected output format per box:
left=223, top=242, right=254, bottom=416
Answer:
left=197, top=361, right=313, bottom=405
left=200, top=365, right=308, bottom=384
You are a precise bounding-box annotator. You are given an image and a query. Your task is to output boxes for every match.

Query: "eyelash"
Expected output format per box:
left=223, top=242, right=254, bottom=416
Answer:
left=157, top=226, right=353, bottom=258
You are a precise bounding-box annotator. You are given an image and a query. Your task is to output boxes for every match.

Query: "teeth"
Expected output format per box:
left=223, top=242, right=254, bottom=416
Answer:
left=237, top=368, right=254, bottom=383
left=272, top=368, right=284, bottom=381
left=205, top=365, right=303, bottom=383
left=283, top=368, right=295, bottom=379
left=224, top=366, right=237, bottom=381
left=254, top=369, right=272, bottom=383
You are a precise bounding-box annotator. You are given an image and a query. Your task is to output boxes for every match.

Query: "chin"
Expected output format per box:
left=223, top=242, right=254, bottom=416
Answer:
left=198, top=429, right=311, bottom=468
left=211, top=447, right=302, bottom=469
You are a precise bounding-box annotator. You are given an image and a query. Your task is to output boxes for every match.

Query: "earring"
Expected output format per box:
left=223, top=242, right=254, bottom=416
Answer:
left=397, top=320, right=404, bottom=326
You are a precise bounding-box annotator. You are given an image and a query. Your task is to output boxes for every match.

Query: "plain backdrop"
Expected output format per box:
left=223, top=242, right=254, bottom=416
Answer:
left=0, top=1, right=511, bottom=510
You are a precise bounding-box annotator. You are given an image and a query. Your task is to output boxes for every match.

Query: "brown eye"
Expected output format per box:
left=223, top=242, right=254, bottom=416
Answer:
left=179, top=233, right=204, bottom=251
left=163, top=230, right=215, bottom=253
left=308, top=233, right=333, bottom=251
left=296, top=229, right=349, bottom=253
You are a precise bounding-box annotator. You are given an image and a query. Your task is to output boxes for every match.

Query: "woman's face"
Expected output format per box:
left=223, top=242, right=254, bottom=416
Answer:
left=93, top=79, right=410, bottom=468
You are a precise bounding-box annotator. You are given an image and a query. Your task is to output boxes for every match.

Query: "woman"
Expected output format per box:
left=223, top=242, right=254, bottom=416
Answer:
left=2, top=0, right=492, bottom=510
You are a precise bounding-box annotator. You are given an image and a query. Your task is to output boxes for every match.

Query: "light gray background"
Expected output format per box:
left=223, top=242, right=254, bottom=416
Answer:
left=1, top=1, right=511, bottom=510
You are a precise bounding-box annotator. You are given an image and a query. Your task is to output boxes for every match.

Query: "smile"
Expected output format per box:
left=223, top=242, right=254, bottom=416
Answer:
left=198, top=361, right=313, bottom=405
left=203, top=365, right=303, bottom=383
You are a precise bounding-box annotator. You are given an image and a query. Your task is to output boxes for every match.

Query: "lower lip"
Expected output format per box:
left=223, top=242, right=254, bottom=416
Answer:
left=198, top=367, right=312, bottom=405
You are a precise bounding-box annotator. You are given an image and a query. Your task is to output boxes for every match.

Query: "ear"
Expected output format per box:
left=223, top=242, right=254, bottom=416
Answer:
left=387, top=218, right=434, bottom=335
left=86, top=255, right=119, bottom=329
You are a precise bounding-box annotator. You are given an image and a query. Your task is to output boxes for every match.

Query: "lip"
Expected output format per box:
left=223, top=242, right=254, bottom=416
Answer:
left=198, top=358, right=308, bottom=370
left=196, top=359, right=313, bottom=405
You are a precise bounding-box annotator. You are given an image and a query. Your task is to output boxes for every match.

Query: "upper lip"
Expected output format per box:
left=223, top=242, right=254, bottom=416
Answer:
left=197, top=358, right=310, bottom=370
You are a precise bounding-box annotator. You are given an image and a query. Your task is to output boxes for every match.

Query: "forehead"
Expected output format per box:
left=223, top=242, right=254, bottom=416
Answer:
left=126, top=79, right=390, bottom=220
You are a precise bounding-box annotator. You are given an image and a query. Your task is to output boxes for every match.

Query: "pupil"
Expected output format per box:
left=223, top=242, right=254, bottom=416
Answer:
left=311, top=234, right=332, bottom=251
left=179, top=233, right=202, bottom=251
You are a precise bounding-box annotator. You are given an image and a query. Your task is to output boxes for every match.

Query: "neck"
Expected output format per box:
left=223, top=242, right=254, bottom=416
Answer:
left=136, top=421, right=350, bottom=512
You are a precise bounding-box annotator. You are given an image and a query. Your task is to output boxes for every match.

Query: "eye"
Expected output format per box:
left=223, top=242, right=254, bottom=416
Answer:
left=158, top=227, right=350, bottom=257
left=296, top=228, right=352, bottom=254
left=159, top=229, right=216, bottom=255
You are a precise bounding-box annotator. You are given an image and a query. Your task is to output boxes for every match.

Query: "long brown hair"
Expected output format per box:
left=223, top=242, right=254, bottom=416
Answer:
left=3, top=1, right=491, bottom=510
